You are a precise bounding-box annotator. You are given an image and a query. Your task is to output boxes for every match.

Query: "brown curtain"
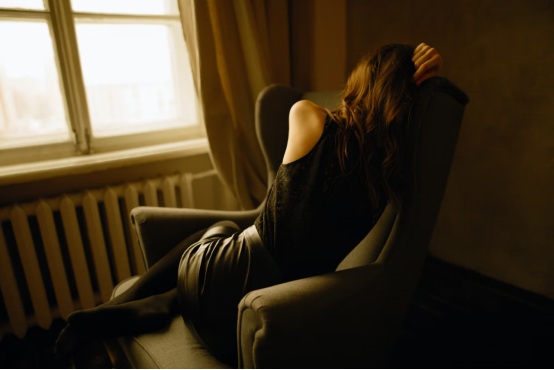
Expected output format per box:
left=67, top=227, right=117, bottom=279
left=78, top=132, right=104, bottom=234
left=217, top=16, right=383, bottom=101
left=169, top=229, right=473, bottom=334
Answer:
left=178, top=0, right=291, bottom=209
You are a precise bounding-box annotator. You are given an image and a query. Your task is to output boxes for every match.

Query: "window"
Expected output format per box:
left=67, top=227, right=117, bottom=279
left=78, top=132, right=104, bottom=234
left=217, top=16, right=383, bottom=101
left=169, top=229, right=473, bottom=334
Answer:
left=0, top=0, right=200, bottom=167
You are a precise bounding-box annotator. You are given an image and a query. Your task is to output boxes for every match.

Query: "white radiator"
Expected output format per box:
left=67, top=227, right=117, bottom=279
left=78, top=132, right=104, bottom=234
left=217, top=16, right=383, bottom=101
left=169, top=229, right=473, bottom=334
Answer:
left=0, top=170, right=237, bottom=339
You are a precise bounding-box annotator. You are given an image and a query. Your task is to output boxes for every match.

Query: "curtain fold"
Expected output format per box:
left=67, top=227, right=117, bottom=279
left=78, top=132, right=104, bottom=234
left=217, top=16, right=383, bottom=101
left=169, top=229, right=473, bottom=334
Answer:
left=178, top=0, right=290, bottom=209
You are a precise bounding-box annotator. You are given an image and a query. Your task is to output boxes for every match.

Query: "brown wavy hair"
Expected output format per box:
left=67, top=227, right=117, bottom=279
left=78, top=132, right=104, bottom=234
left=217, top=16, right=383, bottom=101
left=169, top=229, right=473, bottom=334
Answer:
left=331, top=44, right=417, bottom=210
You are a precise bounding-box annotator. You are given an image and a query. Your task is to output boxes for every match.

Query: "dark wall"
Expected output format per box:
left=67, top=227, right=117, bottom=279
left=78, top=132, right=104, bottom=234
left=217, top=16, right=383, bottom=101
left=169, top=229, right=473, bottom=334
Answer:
left=347, top=0, right=554, bottom=299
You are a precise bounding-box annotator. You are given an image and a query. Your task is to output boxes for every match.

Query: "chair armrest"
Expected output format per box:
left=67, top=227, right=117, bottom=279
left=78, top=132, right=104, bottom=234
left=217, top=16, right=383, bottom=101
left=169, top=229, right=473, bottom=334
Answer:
left=131, top=206, right=260, bottom=268
left=237, top=264, right=413, bottom=368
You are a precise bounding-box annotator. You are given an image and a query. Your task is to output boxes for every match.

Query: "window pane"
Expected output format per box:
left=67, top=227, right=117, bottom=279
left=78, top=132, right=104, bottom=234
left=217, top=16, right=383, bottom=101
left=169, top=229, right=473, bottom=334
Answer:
left=0, top=20, right=70, bottom=148
left=76, top=22, right=196, bottom=137
left=0, top=0, right=44, bottom=10
left=71, top=0, right=178, bottom=15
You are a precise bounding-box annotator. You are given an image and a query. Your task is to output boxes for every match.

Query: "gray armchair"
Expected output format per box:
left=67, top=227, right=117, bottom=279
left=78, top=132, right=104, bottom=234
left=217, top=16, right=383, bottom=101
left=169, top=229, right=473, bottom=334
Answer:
left=110, top=78, right=468, bottom=368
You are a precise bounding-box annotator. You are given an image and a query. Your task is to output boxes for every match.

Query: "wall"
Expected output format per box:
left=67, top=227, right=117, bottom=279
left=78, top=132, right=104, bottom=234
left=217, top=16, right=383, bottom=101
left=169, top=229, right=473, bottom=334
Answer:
left=290, top=0, right=347, bottom=91
left=346, top=0, right=554, bottom=299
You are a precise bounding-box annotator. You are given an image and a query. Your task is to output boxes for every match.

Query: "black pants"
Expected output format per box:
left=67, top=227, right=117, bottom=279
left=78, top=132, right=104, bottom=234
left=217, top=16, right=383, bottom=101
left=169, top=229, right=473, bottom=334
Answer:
left=178, top=224, right=283, bottom=364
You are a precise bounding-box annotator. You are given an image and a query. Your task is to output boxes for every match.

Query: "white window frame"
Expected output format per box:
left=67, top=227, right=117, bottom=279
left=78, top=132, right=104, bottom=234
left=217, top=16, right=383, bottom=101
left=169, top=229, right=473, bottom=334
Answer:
left=0, top=1, right=204, bottom=169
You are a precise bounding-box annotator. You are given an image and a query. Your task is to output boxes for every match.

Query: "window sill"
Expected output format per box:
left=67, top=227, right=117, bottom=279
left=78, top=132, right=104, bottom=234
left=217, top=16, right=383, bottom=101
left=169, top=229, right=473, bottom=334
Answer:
left=0, top=138, right=209, bottom=186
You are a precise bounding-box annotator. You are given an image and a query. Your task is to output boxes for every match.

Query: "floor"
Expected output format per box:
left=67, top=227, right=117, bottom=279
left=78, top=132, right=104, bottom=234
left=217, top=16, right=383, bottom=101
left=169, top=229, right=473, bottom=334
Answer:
left=1, top=256, right=553, bottom=368
left=391, top=257, right=554, bottom=368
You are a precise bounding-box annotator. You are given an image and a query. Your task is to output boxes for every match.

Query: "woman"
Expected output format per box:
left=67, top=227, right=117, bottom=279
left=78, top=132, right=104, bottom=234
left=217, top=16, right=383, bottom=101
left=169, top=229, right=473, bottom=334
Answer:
left=56, top=42, right=442, bottom=365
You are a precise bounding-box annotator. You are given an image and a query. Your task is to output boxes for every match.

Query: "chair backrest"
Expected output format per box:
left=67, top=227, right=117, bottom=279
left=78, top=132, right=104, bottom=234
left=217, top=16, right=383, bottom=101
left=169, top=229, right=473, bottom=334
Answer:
left=332, top=78, right=468, bottom=366
left=255, top=85, right=341, bottom=186
left=336, top=77, right=468, bottom=274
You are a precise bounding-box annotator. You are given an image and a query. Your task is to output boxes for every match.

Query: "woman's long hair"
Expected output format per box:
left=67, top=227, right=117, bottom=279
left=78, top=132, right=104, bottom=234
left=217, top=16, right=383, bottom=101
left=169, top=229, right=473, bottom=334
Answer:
left=332, top=44, right=417, bottom=210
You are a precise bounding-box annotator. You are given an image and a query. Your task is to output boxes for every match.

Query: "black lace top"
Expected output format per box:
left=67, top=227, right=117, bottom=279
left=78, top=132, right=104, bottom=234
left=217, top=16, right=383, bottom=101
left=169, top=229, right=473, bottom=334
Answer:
left=255, top=115, right=384, bottom=280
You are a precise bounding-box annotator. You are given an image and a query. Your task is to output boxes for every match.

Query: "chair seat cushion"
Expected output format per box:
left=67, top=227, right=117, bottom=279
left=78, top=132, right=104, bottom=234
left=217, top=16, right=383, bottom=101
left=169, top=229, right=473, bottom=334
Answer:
left=111, top=276, right=231, bottom=369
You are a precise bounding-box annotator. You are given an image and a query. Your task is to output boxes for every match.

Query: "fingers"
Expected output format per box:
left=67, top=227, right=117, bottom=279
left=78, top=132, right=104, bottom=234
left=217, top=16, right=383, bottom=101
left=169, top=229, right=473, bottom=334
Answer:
left=412, top=43, right=442, bottom=86
left=413, top=54, right=442, bottom=85
left=413, top=42, right=428, bottom=58
left=412, top=42, right=435, bottom=67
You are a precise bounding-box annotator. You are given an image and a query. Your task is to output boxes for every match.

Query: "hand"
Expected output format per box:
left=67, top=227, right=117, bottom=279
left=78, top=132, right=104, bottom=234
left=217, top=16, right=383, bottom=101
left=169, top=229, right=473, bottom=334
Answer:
left=412, top=43, right=442, bottom=86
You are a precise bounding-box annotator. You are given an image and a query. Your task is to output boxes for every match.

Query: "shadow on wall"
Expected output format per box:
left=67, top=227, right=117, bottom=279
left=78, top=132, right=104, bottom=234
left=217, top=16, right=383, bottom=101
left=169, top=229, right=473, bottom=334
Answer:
left=346, top=0, right=554, bottom=299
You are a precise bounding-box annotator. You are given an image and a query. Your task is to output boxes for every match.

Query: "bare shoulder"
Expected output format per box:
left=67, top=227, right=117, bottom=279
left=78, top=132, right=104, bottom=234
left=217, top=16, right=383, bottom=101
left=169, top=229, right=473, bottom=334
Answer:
left=289, top=99, right=326, bottom=122
left=283, top=100, right=328, bottom=164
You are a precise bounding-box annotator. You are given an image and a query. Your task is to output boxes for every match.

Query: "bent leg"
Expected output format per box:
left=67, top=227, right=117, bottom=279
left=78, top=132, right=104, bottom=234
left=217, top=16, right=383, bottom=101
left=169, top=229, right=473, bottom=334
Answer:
left=56, top=221, right=240, bottom=357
